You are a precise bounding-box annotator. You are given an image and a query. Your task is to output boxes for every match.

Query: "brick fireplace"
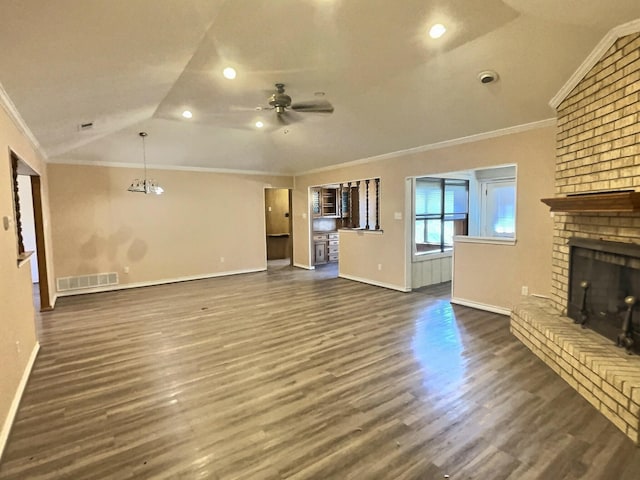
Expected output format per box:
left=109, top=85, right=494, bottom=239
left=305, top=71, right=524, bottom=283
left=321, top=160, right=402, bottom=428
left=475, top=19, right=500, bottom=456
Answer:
left=567, top=237, right=640, bottom=354
left=511, top=29, right=640, bottom=444
left=550, top=31, right=640, bottom=312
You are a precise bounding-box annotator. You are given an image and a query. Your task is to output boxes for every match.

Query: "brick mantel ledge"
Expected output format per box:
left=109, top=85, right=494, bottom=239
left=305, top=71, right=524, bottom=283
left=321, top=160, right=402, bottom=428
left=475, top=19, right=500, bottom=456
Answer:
left=511, top=296, right=640, bottom=445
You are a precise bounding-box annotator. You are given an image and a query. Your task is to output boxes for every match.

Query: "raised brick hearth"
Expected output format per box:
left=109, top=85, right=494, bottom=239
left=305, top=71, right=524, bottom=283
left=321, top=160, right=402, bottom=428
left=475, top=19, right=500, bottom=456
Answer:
left=511, top=297, right=640, bottom=444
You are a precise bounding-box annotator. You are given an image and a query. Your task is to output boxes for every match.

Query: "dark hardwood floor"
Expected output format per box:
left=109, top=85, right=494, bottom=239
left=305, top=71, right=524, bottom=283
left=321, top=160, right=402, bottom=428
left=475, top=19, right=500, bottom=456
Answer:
left=2, top=265, right=639, bottom=479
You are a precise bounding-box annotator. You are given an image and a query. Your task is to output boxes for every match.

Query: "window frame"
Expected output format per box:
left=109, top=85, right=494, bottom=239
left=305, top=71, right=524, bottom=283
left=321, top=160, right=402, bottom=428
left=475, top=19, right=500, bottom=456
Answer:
left=478, top=177, right=517, bottom=239
left=413, top=177, right=469, bottom=258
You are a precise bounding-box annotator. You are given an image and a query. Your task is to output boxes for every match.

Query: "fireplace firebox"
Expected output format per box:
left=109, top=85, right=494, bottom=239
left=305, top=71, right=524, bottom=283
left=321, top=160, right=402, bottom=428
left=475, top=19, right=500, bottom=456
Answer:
left=568, top=237, right=640, bottom=355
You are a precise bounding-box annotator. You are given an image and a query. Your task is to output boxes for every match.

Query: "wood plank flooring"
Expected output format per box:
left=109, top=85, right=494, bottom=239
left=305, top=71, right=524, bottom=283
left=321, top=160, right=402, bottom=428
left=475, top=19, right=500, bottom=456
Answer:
left=2, top=264, right=640, bottom=479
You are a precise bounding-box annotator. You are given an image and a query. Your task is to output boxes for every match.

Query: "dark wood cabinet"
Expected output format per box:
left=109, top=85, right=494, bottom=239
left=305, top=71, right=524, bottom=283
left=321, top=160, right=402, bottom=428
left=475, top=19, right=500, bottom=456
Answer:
left=311, top=187, right=340, bottom=218
left=311, top=188, right=322, bottom=217
left=314, top=240, right=327, bottom=265
left=341, top=187, right=350, bottom=217
left=313, top=232, right=339, bottom=265
left=321, top=188, right=338, bottom=217
left=327, top=233, right=339, bottom=262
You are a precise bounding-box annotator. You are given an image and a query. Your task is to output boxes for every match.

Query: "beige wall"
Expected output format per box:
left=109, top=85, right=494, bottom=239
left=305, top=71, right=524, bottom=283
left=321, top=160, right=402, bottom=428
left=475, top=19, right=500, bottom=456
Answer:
left=293, top=125, right=556, bottom=308
left=48, top=164, right=292, bottom=288
left=551, top=32, right=640, bottom=312
left=0, top=105, right=52, bottom=438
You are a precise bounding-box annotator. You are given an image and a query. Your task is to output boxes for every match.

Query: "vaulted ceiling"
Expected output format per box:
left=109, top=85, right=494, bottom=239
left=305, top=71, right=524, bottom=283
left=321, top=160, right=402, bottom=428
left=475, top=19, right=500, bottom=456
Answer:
left=1, top=1, right=638, bottom=174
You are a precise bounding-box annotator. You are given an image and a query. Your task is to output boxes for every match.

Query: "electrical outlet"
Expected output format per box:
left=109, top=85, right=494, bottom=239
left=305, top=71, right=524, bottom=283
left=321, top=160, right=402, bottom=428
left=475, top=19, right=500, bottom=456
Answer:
left=378, top=263, right=382, bottom=271
left=521, top=286, right=529, bottom=296
left=220, top=257, right=225, bottom=263
left=15, top=341, right=21, bottom=353
left=124, top=266, right=130, bottom=274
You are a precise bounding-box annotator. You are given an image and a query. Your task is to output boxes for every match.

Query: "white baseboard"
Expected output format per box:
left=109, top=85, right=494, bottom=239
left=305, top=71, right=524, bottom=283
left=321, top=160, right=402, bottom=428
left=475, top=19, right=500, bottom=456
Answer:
left=0, top=342, right=40, bottom=461
left=339, top=273, right=411, bottom=292
left=55, top=268, right=266, bottom=297
left=450, top=297, right=511, bottom=316
left=293, top=263, right=315, bottom=270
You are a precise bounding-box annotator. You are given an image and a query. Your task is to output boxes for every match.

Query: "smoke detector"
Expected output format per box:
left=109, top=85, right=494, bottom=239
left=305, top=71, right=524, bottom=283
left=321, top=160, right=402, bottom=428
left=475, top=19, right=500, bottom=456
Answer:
left=478, top=70, right=499, bottom=84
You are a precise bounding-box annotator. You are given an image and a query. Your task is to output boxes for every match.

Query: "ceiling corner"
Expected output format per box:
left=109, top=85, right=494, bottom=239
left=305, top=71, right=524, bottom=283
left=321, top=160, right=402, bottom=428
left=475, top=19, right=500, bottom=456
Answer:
left=0, top=80, right=48, bottom=162
left=549, top=18, right=640, bottom=109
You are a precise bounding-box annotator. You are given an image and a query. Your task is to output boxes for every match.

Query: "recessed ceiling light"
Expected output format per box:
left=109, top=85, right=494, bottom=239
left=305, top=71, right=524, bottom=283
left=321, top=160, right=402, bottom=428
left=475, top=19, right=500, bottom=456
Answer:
left=182, top=110, right=193, bottom=119
left=223, top=67, right=237, bottom=80
left=429, top=23, right=446, bottom=39
left=255, top=121, right=264, bottom=128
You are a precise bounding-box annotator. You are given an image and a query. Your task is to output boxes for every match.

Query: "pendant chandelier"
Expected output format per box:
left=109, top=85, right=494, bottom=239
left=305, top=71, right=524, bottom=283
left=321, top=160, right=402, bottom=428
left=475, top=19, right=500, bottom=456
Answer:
left=128, top=132, right=164, bottom=195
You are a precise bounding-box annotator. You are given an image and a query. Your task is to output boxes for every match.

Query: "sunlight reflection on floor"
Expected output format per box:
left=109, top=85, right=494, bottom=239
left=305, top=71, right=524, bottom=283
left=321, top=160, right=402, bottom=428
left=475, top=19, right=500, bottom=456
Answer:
left=411, top=299, right=466, bottom=390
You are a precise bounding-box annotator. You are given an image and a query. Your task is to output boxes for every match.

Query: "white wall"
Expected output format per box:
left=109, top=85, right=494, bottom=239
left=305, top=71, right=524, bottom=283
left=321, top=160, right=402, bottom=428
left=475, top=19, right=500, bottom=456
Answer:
left=412, top=255, right=452, bottom=288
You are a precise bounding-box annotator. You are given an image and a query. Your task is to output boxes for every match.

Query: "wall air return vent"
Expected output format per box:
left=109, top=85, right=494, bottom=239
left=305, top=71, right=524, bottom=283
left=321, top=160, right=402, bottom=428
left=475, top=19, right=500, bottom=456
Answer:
left=56, top=272, right=119, bottom=292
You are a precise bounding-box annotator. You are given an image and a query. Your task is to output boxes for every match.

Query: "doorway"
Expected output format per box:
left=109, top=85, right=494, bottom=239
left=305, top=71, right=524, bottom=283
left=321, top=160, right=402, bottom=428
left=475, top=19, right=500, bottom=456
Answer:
left=17, top=175, right=39, bottom=283
left=12, top=151, right=52, bottom=312
left=264, top=188, right=292, bottom=269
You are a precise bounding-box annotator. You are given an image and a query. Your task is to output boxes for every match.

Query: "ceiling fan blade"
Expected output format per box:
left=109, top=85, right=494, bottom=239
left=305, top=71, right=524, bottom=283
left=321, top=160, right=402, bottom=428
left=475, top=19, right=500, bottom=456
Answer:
left=228, top=105, right=261, bottom=112
left=291, top=100, right=334, bottom=113
left=277, top=110, right=304, bottom=125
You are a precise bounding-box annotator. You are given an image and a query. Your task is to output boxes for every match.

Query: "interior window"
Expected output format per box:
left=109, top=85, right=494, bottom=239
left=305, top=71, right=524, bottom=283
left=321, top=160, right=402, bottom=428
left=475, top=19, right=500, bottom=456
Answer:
left=414, top=178, right=469, bottom=255
left=411, top=165, right=516, bottom=261
left=481, top=180, right=516, bottom=238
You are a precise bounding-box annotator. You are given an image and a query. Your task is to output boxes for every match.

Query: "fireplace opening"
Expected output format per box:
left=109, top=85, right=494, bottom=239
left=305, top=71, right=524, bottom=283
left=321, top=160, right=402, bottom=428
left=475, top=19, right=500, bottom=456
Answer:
left=567, top=237, right=640, bottom=355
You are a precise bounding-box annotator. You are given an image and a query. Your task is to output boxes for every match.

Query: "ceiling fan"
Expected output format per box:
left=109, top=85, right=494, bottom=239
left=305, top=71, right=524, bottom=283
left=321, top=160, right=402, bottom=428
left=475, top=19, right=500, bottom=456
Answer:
left=265, top=83, right=334, bottom=124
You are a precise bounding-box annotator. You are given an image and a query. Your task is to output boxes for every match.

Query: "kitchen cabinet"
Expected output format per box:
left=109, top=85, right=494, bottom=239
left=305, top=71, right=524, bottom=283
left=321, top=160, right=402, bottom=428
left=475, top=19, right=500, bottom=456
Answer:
left=311, top=187, right=340, bottom=218
left=327, top=232, right=339, bottom=262
left=313, top=232, right=339, bottom=265
left=321, top=188, right=338, bottom=217
left=341, top=187, right=350, bottom=218
left=311, top=188, right=322, bottom=217
left=314, top=241, right=327, bottom=265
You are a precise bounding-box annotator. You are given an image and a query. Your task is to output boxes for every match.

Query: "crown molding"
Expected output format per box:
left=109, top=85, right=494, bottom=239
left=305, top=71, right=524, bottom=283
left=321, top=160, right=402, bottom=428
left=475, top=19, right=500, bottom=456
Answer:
left=295, top=118, right=556, bottom=176
left=37, top=117, right=557, bottom=179
left=46, top=158, right=293, bottom=177
left=549, top=19, right=640, bottom=109
left=0, top=81, right=48, bottom=161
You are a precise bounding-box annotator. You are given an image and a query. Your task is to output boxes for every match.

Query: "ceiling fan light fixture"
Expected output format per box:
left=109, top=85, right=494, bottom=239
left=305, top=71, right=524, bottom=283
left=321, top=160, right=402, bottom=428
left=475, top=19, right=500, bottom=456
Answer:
left=255, top=121, right=264, bottom=128
left=429, top=23, right=446, bottom=39
left=264, top=83, right=335, bottom=121
left=128, top=179, right=164, bottom=195
left=128, top=132, right=164, bottom=195
left=223, top=67, right=237, bottom=80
